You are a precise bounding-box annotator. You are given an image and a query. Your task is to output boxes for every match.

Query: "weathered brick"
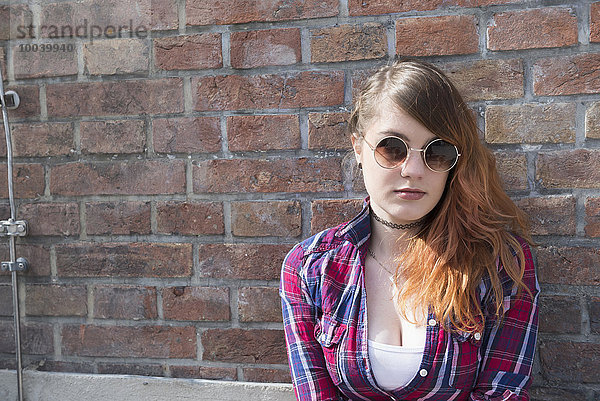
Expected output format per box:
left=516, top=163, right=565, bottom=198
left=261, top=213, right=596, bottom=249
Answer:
left=308, top=112, right=351, bottom=150
left=232, top=201, right=301, bottom=237
left=156, top=201, right=224, bottom=235
left=534, top=54, right=600, bottom=96
left=0, top=163, right=44, bottom=199
left=238, top=287, right=282, bottom=322
left=0, top=284, right=13, bottom=316
left=12, top=43, right=78, bottom=79
left=311, top=23, right=386, bottom=62
left=162, top=286, right=230, bottom=321
left=442, top=59, right=524, bottom=101
left=0, top=47, right=6, bottom=82
left=197, top=244, right=289, bottom=280
left=585, top=197, right=600, bottom=237
left=585, top=102, right=600, bottom=139
left=1, top=85, right=40, bottom=119
left=193, top=158, right=343, bottom=193
left=80, top=120, right=146, bottom=154
left=0, top=322, right=53, bottom=355
left=539, top=341, right=600, bottom=383
left=0, top=4, right=33, bottom=41
left=231, top=28, right=300, bottom=69
left=227, top=115, right=300, bottom=151
left=537, top=150, right=600, bottom=189
left=36, top=360, right=95, bottom=374
left=153, top=117, right=221, bottom=154
left=488, top=8, right=577, bottom=51
left=193, top=71, right=344, bottom=111
left=10, top=122, right=74, bottom=157
left=494, top=152, right=528, bottom=191
left=94, top=285, right=157, bottom=320
left=18, top=202, right=80, bottom=236
left=170, top=365, right=237, bottom=380
left=590, top=2, right=600, bottom=43
left=56, top=242, right=193, bottom=278
left=86, top=201, right=151, bottom=235
left=97, top=363, right=164, bottom=377
left=84, top=38, right=149, bottom=75
left=396, top=15, right=478, bottom=56
left=538, top=295, right=581, bottom=334
left=47, top=78, right=183, bottom=117
left=311, top=199, right=363, bottom=234
left=537, top=246, right=600, bottom=285
left=201, top=329, right=286, bottom=364
left=0, top=244, right=51, bottom=277
left=50, top=160, right=186, bottom=196
left=485, top=103, right=575, bottom=144
left=25, top=284, right=87, bottom=317
left=62, top=325, right=196, bottom=358
left=514, top=196, right=576, bottom=236
left=186, top=0, right=338, bottom=25
left=348, top=0, right=521, bottom=16
left=243, top=368, right=291, bottom=383
left=529, top=387, right=588, bottom=401
left=154, top=33, right=222, bottom=70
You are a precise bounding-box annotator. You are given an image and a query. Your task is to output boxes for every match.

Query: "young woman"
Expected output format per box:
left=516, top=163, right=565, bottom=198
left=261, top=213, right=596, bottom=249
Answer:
left=280, top=60, right=539, bottom=401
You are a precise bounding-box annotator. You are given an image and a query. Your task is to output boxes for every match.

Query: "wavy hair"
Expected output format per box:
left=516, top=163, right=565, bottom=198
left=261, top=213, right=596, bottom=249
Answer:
left=349, top=59, right=533, bottom=333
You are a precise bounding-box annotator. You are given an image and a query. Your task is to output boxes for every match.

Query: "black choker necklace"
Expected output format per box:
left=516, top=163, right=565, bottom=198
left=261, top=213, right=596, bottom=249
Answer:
left=370, top=207, right=423, bottom=230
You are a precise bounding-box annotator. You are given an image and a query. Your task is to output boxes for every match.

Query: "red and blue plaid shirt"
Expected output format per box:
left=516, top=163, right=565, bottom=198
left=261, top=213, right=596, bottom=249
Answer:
left=280, top=200, right=539, bottom=401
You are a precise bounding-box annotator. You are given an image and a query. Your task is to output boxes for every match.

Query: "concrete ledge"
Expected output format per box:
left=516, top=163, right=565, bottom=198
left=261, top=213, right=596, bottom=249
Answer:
left=0, top=370, right=295, bottom=401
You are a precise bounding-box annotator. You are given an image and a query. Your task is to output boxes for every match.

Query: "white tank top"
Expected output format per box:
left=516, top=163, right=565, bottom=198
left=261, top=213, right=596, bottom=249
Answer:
left=367, top=339, right=424, bottom=391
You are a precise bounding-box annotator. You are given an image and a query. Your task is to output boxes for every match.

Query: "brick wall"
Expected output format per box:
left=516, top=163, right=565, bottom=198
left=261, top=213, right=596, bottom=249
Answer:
left=0, top=0, right=598, bottom=399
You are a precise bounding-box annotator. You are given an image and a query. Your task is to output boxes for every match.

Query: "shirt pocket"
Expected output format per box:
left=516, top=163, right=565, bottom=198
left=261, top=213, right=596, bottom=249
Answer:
left=314, top=314, right=348, bottom=385
left=448, top=329, right=483, bottom=390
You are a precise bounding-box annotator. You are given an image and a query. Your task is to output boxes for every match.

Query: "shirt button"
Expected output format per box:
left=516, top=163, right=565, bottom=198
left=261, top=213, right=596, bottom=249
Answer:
left=474, top=332, right=482, bottom=341
left=428, top=319, right=437, bottom=326
left=419, top=369, right=428, bottom=377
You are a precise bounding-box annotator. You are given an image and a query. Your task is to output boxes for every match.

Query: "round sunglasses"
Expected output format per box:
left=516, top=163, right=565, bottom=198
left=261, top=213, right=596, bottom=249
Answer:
left=362, top=136, right=461, bottom=173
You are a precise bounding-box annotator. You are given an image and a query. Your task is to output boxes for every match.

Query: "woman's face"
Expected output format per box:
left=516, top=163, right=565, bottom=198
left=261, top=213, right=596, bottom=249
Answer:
left=352, top=99, right=450, bottom=225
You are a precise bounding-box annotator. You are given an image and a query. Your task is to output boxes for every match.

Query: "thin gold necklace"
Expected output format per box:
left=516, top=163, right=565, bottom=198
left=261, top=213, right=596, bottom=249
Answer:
left=367, top=248, right=395, bottom=276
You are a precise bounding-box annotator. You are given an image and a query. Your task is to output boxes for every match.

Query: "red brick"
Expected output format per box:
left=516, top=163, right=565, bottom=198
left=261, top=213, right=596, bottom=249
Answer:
left=349, top=0, right=521, bottom=16
left=488, top=8, right=577, bottom=51
left=243, top=368, right=291, bottom=383
left=1, top=85, right=40, bottom=119
left=538, top=295, right=581, bottom=334
left=9, top=122, right=74, bottom=157
left=514, top=196, right=576, bottom=236
left=494, top=152, right=528, bottom=191
left=0, top=163, right=44, bottom=199
left=197, top=243, right=289, bottom=280
left=591, top=297, right=600, bottom=334
left=227, top=115, right=300, bottom=151
left=539, top=341, right=600, bottom=383
left=18, top=202, right=80, bottom=236
left=25, top=284, right=87, bottom=317
left=97, top=363, right=164, bottom=377
left=62, top=325, right=196, bottom=358
left=537, top=246, right=600, bottom=285
left=308, top=112, right=351, bottom=150
left=86, top=201, right=151, bottom=235
left=0, top=322, right=53, bottom=355
left=231, top=28, right=300, bottom=69
left=80, top=119, right=145, bottom=154
left=0, top=244, right=51, bottom=277
left=442, top=59, right=524, bottom=101
left=238, top=287, right=282, bottom=322
left=50, top=160, right=185, bottom=196
left=311, top=199, right=363, bottom=234
left=170, top=365, right=237, bottom=380
left=154, top=33, right=222, bottom=70
left=201, top=329, right=286, bottom=363
left=47, top=78, right=183, bottom=117
left=156, top=201, right=224, bottom=235
left=193, top=71, right=344, bottom=111
left=585, top=102, right=600, bottom=139
left=534, top=54, right=600, bottom=96
left=153, top=117, right=221, bottom=154
left=163, top=286, right=230, bottom=321
left=311, top=23, right=386, bottom=62
left=0, top=4, right=33, bottom=41
left=186, top=0, right=338, bottom=25
left=537, top=150, right=600, bottom=189
left=94, top=285, right=157, bottom=320
left=12, top=42, right=77, bottom=79
left=56, top=242, right=192, bottom=278
left=591, top=2, right=600, bottom=43
left=396, top=15, right=478, bottom=56
left=194, top=158, right=343, bottom=193
left=585, top=198, right=600, bottom=237
left=0, top=284, right=13, bottom=316
left=485, top=103, right=575, bottom=144
left=84, top=38, right=149, bottom=75
left=232, top=201, right=301, bottom=237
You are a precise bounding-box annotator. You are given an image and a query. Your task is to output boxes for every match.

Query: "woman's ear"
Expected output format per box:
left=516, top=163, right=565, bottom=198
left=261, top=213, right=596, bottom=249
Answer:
left=351, top=133, right=362, bottom=164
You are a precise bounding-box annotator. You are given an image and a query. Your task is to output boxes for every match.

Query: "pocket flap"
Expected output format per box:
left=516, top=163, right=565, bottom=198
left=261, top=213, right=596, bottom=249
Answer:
left=314, top=314, right=347, bottom=347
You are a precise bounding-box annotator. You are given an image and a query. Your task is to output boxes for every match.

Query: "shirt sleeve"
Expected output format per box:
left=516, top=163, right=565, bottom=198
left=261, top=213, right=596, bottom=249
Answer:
left=470, top=239, right=540, bottom=401
left=280, top=244, right=343, bottom=401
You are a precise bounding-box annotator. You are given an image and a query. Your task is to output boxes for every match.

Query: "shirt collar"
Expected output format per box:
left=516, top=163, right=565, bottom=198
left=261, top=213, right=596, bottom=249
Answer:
left=334, top=197, right=371, bottom=247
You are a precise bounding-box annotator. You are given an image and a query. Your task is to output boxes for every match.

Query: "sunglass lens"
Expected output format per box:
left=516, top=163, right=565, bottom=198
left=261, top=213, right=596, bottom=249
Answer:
left=425, top=140, right=458, bottom=171
left=375, top=137, right=407, bottom=168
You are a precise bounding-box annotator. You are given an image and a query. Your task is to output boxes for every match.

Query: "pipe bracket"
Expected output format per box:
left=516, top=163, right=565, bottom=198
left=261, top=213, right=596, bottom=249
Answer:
left=1, top=257, right=29, bottom=272
left=0, top=219, right=28, bottom=236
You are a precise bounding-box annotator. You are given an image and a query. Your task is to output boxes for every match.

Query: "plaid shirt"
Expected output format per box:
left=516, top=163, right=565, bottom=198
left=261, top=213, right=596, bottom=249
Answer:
left=280, top=200, right=539, bottom=401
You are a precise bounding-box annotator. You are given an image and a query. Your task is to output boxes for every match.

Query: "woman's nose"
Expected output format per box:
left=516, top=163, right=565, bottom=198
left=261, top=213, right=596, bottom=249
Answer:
left=400, top=148, right=428, bottom=177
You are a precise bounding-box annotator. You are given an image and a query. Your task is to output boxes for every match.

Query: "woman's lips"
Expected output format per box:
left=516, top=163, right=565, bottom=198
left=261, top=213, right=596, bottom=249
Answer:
left=395, top=188, right=425, bottom=200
